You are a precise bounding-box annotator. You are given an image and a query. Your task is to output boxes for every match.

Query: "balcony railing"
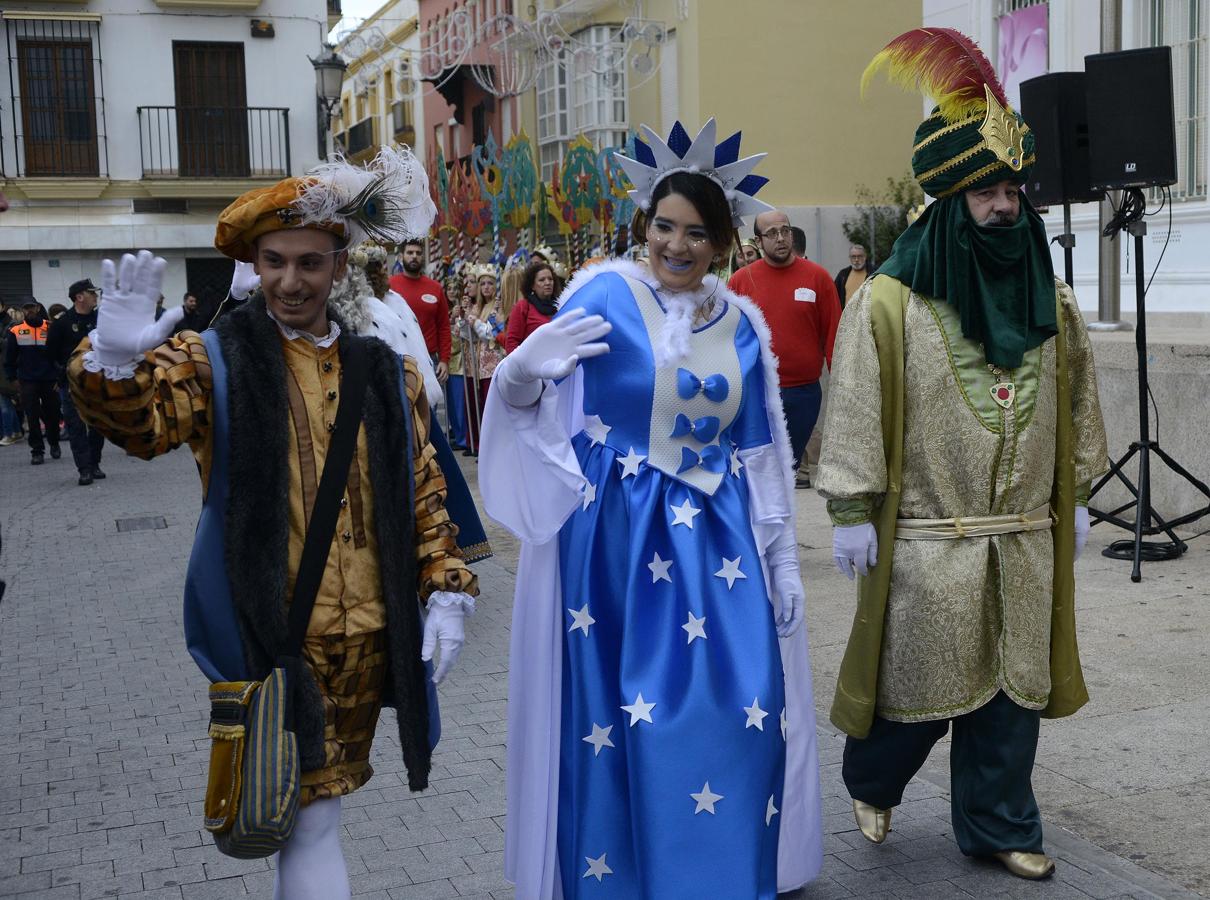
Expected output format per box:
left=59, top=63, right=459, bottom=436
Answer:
left=137, top=106, right=290, bottom=179
left=343, top=118, right=374, bottom=157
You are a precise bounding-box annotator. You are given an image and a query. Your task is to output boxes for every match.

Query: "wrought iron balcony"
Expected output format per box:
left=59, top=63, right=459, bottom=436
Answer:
left=342, top=118, right=374, bottom=158
left=137, top=106, right=290, bottom=179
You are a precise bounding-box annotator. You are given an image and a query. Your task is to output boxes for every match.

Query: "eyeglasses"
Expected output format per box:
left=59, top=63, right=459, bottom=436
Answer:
left=757, top=226, right=793, bottom=242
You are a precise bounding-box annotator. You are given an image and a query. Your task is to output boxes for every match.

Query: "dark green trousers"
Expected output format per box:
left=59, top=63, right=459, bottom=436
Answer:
left=842, top=691, right=1044, bottom=855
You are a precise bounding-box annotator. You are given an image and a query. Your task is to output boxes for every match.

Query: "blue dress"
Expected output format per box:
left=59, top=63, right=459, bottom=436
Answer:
left=553, top=271, right=786, bottom=898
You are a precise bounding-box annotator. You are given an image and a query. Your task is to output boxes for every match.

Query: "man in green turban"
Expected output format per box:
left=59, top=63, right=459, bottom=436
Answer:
left=816, top=27, right=1109, bottom=882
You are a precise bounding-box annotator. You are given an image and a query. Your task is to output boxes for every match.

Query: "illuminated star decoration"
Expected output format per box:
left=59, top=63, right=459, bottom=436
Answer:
left=568, top=604, right=596, bottom=636
left=690, top=781, right=724, bottom=814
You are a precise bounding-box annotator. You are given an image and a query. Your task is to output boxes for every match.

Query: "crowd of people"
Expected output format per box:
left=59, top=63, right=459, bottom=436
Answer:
left=0, top=25, right=1113, bottom=900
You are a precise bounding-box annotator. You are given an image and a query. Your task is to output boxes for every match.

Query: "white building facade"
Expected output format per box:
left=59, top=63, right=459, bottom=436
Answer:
left=924, top=0, right=1208, bottom=314
left=0, top=0, right=336, bottom=312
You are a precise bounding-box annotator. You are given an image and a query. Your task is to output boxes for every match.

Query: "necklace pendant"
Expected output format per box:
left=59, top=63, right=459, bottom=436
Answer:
left=991, top=381, right=1016, bottom=409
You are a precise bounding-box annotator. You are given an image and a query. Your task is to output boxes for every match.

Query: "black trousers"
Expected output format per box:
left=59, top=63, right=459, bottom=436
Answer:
left=842, top=691, right=1044, bottom=856
left=18, top=380, right=60, bottom=454
left=59, top=384, right=104, bottom=473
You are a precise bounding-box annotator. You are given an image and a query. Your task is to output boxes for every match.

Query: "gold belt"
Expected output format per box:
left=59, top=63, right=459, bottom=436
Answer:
left=896, top=504, right=1053, bottom=540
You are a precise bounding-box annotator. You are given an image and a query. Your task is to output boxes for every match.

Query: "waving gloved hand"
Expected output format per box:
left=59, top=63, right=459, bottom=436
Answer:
left=421, top=592, right=474, bottom=684
left=229, top=260, right=261, bottom=301
left=833, top=523, right=879, bottom=580
left=1075, top=505, right=1090, bottom=560
left=89, top=250, right=181, bottom=371
left=494, top=308, right=611, bottom=406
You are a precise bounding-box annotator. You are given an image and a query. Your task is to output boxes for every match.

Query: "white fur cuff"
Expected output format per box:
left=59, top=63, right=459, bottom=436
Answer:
left=81, top=348, right=139, bottom=381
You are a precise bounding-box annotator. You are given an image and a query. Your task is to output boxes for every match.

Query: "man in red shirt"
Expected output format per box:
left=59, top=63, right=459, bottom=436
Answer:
left=729, top=208, right=841, bottom=488
left=389, top=239, right=451, bottom=382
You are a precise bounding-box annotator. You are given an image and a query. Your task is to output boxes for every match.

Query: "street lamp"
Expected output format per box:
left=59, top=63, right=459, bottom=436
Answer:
left=310, top=43, right=347, bottom=160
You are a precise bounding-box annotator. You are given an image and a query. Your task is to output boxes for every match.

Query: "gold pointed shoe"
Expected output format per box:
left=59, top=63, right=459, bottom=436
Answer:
left=993, top=851, right=1056, bottom=880
left=852, top=799, right=892, bottom=844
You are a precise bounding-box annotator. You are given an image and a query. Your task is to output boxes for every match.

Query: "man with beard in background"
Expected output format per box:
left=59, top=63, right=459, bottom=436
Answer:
left=389, top=239, right=450, bottom=384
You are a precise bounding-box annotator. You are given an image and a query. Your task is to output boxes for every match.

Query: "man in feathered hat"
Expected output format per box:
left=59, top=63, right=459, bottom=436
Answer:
left=816, top=29, right=1108, bottom=880
left=67, top=148, right=478, bottom=899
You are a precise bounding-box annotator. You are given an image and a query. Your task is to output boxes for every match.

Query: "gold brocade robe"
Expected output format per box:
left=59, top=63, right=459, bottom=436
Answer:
left=817, top=275, right=1107, bottom=726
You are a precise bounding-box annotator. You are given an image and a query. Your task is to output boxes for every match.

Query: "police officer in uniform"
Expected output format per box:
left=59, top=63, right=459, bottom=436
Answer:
left=48, top=279, right=106, bottom=484
left=4, top=300, right=61, bottom=465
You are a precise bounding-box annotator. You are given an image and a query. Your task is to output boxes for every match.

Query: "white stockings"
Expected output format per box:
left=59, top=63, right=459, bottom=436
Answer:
left=273, top=796, right=350, bottom=900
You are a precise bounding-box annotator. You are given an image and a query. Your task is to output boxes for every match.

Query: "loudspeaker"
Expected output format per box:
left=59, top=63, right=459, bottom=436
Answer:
left=1019, top=72, right=1101, bottom=206
left=1085, top=46, right=1177, bottom=191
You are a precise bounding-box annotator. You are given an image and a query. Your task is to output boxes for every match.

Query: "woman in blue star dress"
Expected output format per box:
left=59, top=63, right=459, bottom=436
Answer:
left=481, top=138, right=822, bottom=899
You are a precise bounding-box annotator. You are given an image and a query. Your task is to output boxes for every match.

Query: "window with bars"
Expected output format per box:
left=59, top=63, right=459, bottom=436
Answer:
left=5, top=17, right=106, bottom=177
left=995, top=0, right=1047, bottom=15
left=1149, top=0, right=1207, bottom=200
left=536, top=25, right=628, bottom=183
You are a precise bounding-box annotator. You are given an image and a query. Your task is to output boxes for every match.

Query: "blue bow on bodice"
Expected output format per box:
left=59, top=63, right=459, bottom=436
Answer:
left=677, top=444, right=728, bottom=475
left=677, top=368, right=730, bottom=403
left=671, top=413, right=720, bottom=444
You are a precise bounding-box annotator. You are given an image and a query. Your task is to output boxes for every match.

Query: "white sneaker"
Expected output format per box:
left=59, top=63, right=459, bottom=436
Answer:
left=0, top=435, right=20, bottom=446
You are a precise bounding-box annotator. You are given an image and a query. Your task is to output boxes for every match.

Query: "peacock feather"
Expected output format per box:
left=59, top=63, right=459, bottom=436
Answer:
left=862, top=27, right=1010, bottom=123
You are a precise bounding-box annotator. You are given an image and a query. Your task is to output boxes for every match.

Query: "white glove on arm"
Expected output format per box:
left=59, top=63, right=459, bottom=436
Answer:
left=765, top=529, right=805, bottom=638
left=493, top=308, right=612, bottom=407
left=833, top=522, right=878, bottom=580
left=421, top=591, right=474, bottom=684
left=229, top=260, right=261, bottom=301
left=88, top=250, right=182, bottom=375
left=1075, top=505, right=1090, bottom=561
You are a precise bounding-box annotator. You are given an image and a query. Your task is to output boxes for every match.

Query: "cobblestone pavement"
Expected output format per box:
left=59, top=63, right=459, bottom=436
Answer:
left=0, top=445, right=1201, bottom=899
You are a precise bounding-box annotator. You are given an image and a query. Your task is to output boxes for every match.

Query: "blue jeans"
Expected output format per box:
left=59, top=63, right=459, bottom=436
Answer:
left=446, top=374, right=467, bottom=449
left=0, top=393, right=19, bottom=436
left=780, top=381, right=823, bottom=469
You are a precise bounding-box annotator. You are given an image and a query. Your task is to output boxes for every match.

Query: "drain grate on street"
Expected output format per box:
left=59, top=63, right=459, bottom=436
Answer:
left=115, top=516, right=168, bottom=533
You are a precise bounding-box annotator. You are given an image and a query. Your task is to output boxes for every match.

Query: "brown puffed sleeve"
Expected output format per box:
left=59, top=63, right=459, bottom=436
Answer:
left=404, top=356, right=479, bottom=600
left=67, top=332, right=215, bottom=488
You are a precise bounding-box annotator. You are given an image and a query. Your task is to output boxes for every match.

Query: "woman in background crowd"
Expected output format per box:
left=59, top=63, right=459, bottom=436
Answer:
left=505, top=261, right=560, bottom=352
left=463, top=265, right=506, bottom=456
left=444, top=276, right=468, bottom=449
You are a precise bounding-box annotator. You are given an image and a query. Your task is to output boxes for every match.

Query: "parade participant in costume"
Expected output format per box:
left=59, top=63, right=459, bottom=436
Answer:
left=817, top=30, right=1108, bottom=881
left=481, top=119, right=823, bottom=899
left=506, top=260, right=558, bottom=352
left=444, top=275, right=469, bottom=449
left=463, top=265, right=505, bottom=455
left=67, top=148, right=481, bottom=900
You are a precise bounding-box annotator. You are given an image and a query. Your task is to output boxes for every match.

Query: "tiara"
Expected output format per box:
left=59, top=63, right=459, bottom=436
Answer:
left=612, top=119, right=773, bottom=227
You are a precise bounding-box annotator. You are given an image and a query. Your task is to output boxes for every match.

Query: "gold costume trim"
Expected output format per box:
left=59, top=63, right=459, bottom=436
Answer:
left=896, top=504, right=1052, bottom=540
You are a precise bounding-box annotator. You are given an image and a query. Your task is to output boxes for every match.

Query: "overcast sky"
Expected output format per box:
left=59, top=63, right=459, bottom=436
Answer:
left=330, top=0, right=406, bottom=42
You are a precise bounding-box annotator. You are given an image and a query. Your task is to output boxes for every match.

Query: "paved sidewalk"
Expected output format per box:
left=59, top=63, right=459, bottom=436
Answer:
left=0, top=446, right=1203, bottom=899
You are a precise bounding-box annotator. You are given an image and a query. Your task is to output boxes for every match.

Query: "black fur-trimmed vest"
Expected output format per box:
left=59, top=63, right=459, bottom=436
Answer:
left=211, top=297, right=431, bottom=790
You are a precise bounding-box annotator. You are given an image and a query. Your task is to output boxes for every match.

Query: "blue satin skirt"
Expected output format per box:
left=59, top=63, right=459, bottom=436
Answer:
left=556, top=434, right=785, bottom=899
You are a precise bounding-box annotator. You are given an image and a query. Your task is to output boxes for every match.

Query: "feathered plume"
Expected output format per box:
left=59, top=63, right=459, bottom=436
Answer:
left=294, top=145, right=438, bottom=246
left=862, top=27, right=1009, bottom=123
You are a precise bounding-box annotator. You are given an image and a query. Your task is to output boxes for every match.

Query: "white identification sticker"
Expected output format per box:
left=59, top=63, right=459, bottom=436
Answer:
left=794, top=287, right=816, bottom=303
left=421, top=293, right=439, bottom=304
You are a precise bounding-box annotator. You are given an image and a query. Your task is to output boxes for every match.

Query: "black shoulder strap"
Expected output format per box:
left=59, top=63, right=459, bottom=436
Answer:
left=283, top=338, right=371, bottom=658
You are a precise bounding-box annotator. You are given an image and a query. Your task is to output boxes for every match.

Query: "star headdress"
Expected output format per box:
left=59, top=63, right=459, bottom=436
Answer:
left=611, top=119, right=773, bottom=227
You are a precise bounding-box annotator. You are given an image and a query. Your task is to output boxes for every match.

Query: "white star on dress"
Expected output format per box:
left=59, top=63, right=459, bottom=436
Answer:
left=583, top=853, right=613, bottom=881
left=690, top=782, right=724, bottom=814
left=779, top=707, right=788, bottom=740
left=582, top=723, right=615, bottom=756
left=582, top=482, right=598, bottom=510
left=714, top=556, right=747, bottom=590
left=617, top=447, right=645, bottom=479
left=568, top=604, right=596, bottom=636
left=682, top=611, right=707, bottom=644
left=669, top=498, right=702, bottom=529
left=621, top=692, right=655, bottom=726
left=648, top=551, right=673, bottom=584
left=730, top=452, right=744, bottom=478
left=766, top=795, right=779, bottom=826
left=744, top=697, right=769, bottom=731
left=584, top=415, right=612, bottom=446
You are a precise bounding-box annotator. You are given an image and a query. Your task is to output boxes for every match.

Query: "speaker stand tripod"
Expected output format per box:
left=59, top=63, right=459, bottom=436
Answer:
left=1052, top=201, right=1076, bottom=289
left=1088, top=191, right=1210, bottom=581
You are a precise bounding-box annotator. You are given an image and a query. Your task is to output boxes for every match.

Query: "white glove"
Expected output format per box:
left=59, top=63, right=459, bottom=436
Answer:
left=494, top=308, right=611, bottom=407
left=1075, top=505, right=1090, bottom=561
left=766, top=529, right=805, bottom=638
left=421, top=592, right=472, bottom=684
left=89, top=250, right=182, bottom=370
left=230, top=260, right=261, bottom=301
left=833, top=523, right=878, bottom=580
